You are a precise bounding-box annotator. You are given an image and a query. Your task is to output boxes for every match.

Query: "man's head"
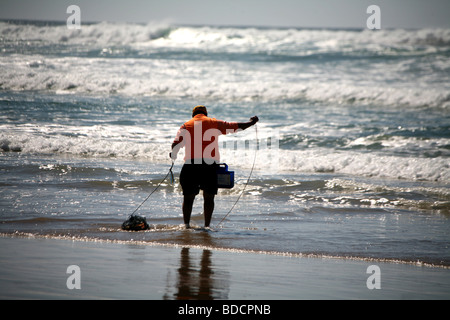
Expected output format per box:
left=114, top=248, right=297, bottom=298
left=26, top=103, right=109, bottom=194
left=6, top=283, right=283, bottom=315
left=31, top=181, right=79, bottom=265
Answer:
left=192, top=105, right=208, bottom=117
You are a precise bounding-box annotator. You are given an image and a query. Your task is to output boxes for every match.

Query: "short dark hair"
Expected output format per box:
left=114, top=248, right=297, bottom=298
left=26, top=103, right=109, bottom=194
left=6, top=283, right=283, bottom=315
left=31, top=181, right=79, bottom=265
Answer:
left=192, top=105, right=208, bottom=117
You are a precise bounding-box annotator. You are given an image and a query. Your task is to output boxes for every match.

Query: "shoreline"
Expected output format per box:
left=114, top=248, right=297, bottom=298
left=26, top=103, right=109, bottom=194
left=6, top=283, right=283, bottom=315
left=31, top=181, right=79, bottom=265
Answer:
left=1, top=232, right=449, bottom=270
left=1, top=234, right=449, bottom=300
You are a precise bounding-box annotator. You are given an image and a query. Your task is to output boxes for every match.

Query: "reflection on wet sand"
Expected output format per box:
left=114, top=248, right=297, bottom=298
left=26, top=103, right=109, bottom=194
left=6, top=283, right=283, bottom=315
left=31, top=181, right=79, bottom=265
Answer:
left=164, top=232, right=229, bottom=300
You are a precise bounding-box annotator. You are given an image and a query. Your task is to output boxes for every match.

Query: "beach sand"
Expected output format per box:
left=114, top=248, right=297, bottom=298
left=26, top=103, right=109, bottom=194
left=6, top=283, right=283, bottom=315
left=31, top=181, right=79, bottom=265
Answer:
left=1, top=235, right=449, bottom=301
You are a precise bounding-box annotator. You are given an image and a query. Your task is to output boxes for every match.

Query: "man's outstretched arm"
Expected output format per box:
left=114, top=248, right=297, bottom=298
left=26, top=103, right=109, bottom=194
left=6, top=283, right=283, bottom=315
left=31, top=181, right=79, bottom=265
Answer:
left=237, top=116, right=259, bottom=131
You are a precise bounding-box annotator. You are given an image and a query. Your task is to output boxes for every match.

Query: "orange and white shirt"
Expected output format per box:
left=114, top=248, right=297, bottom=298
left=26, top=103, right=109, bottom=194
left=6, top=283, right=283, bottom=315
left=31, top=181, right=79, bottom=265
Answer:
left=172, top=114, right=238, bottom=163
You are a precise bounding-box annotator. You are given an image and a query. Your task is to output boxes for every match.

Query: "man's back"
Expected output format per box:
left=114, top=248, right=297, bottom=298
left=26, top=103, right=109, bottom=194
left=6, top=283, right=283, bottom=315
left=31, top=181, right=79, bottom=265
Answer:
left=174, top=113, right=238, bottom=164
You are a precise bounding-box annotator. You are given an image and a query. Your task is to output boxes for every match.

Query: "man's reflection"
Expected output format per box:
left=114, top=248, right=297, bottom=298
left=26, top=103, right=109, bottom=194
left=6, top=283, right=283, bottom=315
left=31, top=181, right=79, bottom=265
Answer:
left=165, top=247, right=229, bottom=300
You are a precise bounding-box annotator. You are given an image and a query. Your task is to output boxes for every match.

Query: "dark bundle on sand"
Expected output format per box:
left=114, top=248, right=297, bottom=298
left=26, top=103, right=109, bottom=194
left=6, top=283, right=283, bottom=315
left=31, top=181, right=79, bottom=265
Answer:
left=121, top=215, right=150, bottom=231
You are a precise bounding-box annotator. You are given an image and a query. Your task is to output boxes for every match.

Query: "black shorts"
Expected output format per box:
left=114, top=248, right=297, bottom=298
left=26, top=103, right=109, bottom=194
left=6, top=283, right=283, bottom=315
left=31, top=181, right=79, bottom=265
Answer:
left=180, top=162, right=218, bottom=196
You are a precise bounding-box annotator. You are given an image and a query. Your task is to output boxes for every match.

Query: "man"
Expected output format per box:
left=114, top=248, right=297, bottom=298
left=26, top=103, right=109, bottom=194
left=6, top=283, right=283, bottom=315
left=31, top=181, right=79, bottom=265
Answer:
left=170, top=105, right=258, bottom=229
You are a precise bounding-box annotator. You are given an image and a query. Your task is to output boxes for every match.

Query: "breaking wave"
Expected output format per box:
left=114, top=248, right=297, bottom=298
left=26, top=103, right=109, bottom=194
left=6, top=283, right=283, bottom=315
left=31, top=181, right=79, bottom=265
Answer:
left=1, top=124, right=449, bottom=183
left=2, top=21, right=450, bottom=51
left=1, top=21, right=450, bottom=108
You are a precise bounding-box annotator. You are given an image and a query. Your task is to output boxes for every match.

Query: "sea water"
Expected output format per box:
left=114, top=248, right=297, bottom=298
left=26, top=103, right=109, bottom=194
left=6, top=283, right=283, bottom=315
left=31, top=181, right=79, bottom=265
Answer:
left=1, top=20, right=449, bottom=267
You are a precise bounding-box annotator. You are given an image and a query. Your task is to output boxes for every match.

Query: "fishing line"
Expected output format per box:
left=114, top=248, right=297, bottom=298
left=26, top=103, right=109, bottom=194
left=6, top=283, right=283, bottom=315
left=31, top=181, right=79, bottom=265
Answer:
left=128, top=161, right=174, bottom=217
left=216, top=124, right=258, bottom=228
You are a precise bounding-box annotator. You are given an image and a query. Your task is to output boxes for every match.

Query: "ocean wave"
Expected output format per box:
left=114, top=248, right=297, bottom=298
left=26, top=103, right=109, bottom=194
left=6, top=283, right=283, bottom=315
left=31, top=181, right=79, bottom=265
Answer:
left=275, top=149, right=450, bottom=182
left=2, top=21, right=450, bottom=52
left=225, top=143, right=450, bottom=183
left=1, top=125, right=449, bottom=183
left=0, top=21, right=172, bottom=46
left=0, top=125, right=170, bottom=160
left=1, top=54, right=449, bottom=108
left=280, top=130, right=450, bottom=158
left=1, top=21, right=450, bottom=108
left=5, top=149, right=447, bottom=213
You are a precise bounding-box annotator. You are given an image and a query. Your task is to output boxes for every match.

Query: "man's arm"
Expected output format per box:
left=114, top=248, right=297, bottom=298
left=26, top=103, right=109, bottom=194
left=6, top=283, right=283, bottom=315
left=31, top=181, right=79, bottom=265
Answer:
left=170, top=140, right=183, bottom=160
left=237, top=116, right=259, bottom=131
left=171, top=141, right=181, bottom=151
left=170, top=125, right=186, bottom=160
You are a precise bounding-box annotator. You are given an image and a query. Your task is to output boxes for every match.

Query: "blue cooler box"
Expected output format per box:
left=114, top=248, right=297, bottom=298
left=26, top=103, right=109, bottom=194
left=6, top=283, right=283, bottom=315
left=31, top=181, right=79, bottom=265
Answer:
left=217, top=163, right=234, bottom=188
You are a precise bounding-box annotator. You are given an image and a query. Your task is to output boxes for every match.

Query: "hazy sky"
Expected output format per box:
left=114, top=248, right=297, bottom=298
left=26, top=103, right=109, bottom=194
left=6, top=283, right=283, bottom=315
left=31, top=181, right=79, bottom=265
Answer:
left=1, top=0, right=449, bottom=29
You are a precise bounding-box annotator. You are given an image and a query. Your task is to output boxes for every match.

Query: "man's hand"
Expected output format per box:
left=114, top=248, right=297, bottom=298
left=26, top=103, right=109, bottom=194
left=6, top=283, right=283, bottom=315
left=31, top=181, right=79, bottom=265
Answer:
left=237, top=115, right=259, bottom=131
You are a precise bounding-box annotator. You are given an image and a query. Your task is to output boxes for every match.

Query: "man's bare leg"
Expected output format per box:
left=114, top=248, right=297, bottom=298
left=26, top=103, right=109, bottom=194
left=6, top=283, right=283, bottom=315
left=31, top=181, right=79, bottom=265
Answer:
left=203, top=192, right=215, bottom=227
left=183, top=194, right=196, bottom=228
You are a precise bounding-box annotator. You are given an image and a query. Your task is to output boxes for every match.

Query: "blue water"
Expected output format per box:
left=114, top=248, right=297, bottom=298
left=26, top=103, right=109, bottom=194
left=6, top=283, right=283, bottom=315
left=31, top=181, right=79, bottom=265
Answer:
left=1, top=20, right=449, bottom=267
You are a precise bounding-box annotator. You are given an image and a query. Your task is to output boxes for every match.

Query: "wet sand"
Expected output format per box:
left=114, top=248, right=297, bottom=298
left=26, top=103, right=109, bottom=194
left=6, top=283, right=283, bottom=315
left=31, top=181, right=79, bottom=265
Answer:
left=0, top=235, right=449, bottom=300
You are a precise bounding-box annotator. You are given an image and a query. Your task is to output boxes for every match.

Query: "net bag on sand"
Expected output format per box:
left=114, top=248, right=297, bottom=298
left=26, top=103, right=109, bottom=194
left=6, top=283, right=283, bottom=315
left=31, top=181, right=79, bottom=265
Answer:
left=121, top=215, right=150, bottom=231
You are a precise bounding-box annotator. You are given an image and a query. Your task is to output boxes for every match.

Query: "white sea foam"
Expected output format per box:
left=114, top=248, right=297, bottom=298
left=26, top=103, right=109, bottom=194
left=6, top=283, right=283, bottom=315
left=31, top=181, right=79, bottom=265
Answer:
left=1, top=123, right=448, bottom=183
left=0, top=21, right=171, bottom=45
left=1, top=22, right=449, bottom=108
left=5, top=21, right=449, bottom=54
left=1, top=53, right=449, bottom=108
left=2, top=21, right=450, bottom=47
left=277, top=149, right=449, bottom=182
